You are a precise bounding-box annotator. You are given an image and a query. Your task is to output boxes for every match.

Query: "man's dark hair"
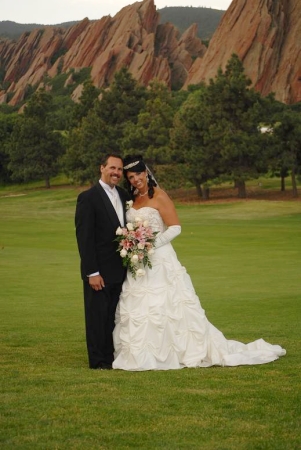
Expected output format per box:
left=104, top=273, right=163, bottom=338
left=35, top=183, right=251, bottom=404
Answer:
left=100, top=153, right=123, bottom=166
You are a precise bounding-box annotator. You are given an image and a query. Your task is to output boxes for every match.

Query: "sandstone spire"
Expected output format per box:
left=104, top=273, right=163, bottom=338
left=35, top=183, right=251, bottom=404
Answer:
left=184, top=0, right=301, bottom=103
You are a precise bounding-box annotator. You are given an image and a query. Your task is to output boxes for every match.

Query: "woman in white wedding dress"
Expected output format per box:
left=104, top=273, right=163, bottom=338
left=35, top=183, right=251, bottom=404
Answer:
left=112, top=156, right=286, bottom=371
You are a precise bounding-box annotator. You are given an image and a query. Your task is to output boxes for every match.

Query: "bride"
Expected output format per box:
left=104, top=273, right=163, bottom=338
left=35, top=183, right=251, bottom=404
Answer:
left=112, top=155, right=286, bottom=371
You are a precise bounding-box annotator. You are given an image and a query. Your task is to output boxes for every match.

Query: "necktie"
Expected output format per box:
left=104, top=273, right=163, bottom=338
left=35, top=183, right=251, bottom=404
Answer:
left=112, top=189, right=118, bottom=211
left=112, top=189, right=124, bottom=226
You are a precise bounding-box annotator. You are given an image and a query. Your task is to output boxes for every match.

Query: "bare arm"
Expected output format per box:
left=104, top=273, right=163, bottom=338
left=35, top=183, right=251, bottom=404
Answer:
left=155, top=190, right=180, bottom=227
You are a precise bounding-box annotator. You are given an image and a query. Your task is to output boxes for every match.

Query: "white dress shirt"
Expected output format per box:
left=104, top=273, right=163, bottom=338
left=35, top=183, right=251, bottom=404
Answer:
left=99, top=180, right=124, bottom=227
left=88, top=180, right=124, bottom=278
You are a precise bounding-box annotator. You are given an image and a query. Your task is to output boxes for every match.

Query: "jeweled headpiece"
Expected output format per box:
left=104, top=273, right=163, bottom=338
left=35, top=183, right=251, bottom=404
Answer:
left=123, top=160, right=140, bottom=170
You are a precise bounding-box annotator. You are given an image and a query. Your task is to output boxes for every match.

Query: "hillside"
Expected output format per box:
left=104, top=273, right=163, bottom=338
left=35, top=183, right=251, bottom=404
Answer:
left=0, top=20, right=78, bottom=40
left=0, top=6, right=224, bottom=41
left=159, top=6, right=225, bottom=40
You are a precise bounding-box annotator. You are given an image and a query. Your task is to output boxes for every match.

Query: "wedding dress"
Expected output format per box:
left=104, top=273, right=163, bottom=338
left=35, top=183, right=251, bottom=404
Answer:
left=113, top=207, right=286, bottom=371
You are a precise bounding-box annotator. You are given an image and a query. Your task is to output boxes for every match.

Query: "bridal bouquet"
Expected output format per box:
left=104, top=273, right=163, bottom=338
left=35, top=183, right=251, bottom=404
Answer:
left=115, top=218, right=158, bottom=279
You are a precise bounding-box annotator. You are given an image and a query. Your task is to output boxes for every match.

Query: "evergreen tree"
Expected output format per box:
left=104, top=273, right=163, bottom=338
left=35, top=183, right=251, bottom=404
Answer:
left=258, top=95, right=287, bottom=191
left=0, top=112, right=18, bottom=183
left=94, top=67, right=146, bottom=152
left=206, top=55, right=267, bottom=198
left=7, top=89, right=64, bottom=188
left=175, top=54, right=268, bottom=198
left=48, top=95, right=75, bottom=131
left=71, top=78, right=100, bottom=127
left=64, top=68, right=147, bottom=184
left=64, top=111, right=111, bottom=184
left=121, top=80, right=175, bottom=164
left=271, top=109, right=301, bottom=197
left=171, top=85, right=219, bottom=199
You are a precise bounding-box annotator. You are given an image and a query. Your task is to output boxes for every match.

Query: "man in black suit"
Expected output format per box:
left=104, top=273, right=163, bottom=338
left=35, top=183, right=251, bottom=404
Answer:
left=75, top=154, right=130, bottom=369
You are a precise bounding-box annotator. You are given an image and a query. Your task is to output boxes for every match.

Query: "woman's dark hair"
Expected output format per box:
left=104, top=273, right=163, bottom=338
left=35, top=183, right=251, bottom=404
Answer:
left=123, top=155, right=157, bottom=199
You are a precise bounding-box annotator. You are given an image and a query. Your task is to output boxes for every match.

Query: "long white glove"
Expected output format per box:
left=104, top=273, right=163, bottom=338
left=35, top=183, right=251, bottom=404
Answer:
left=155, top=225, right=181, bottom=249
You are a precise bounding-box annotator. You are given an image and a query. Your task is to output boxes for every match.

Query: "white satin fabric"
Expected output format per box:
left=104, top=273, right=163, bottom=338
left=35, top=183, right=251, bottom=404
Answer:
left=113, top=207, right=286, bottom=371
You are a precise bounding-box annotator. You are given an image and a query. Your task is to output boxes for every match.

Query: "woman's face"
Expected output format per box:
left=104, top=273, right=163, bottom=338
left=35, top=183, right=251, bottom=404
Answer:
left=126, top=170, right=148, bottom=191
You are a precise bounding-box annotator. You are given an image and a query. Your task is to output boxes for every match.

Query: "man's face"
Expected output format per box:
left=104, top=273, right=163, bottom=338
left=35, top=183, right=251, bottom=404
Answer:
left=100, top=157, right=123, bottom=188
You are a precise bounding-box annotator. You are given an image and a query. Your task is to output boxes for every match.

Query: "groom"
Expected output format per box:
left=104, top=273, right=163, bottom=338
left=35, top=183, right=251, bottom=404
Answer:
left=75, top=154, right=130, bottom=369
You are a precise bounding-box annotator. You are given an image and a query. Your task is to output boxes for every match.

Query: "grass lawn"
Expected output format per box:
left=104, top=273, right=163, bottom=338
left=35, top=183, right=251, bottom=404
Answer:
left=0, top=186, right=300, bottom=449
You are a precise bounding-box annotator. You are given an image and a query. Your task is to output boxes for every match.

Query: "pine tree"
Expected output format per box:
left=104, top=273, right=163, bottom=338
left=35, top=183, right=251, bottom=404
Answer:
left=64, top=68, right=147, bottom=184
left=171, top=84, right=218, bottom=199
left=71, top=78, right=100, bottom=127
left=0, top=112, right=18, bottom=182
left=121, top=80, right=175, bottom=164
left=271, top=109, right=301, bottom=197
left=173, top=54, right=268, bottom=198
left=7, top=89, right=63, bottom=188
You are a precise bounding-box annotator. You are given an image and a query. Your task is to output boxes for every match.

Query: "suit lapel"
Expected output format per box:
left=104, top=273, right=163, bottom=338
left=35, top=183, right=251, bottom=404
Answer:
left=116, top=186, right=128, bottom=226
left=95, top=183, right=121, bottom=229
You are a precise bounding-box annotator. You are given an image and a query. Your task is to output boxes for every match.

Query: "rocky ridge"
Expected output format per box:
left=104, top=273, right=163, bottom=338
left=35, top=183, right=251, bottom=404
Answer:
left=185, top=0, right=301, bottom=104
left=0, top=0, right=205, bottom=106
left=0, top=0, right=300, bottom=106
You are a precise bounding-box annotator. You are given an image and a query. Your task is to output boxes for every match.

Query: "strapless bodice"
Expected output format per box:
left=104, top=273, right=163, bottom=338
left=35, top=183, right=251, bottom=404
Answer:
left=126, top=207, right=166, bottom=234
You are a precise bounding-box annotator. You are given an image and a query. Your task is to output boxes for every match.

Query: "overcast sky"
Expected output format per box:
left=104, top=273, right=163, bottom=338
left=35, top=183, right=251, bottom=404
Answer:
left=1, top=0, right=232, bottom=25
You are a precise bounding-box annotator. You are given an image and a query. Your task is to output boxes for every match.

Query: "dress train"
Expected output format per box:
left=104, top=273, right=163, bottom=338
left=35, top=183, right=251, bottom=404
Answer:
left=113, top=207, right=286, bottom=371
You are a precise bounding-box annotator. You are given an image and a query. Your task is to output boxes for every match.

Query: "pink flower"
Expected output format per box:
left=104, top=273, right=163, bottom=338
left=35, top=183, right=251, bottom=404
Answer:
left=120, top=239, right=133, bottom=250
left=134, top=228, right=146, bottom=241
left=114, top=222, right=158, bottom=279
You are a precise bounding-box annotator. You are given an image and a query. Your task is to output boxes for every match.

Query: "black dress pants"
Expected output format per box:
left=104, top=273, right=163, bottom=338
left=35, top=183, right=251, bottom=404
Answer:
left=83, top=281, right=122, bottom=369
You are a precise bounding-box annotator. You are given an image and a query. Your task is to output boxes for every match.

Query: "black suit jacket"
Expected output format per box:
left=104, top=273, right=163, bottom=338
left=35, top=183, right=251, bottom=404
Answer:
left=75, top=183, right=130, bottom=284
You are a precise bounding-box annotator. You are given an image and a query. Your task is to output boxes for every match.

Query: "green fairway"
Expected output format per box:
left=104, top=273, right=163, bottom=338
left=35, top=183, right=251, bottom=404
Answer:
left=0, top=188, right=300, bottom=449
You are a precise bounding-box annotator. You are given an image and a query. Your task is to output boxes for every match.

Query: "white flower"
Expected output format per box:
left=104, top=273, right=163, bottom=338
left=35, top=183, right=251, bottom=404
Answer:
left=131, top=254, right=139, bottom=263
left=126, top=222, right=134, bottom=231
left=114, top=219, right=158, bottom=280
left=126, top=200, right=133, bottom=210
left=136, top=268, right=146, bottom=277
left=116, top=226, right=123, bottom=235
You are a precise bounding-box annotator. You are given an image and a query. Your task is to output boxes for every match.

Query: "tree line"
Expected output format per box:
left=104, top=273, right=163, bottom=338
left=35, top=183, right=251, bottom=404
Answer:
left=0, top=54, right=300, bottom=198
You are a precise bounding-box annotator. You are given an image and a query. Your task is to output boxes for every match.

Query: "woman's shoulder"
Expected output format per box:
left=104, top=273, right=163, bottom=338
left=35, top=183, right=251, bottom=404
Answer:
left=153, top=187, right=172, bottom=203
left=149, top=188, right=174, bottom=212
left=151, top=187, right=179, bottom=224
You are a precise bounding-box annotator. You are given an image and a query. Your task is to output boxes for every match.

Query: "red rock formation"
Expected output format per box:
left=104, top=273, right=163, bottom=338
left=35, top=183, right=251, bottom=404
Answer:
left=0, top=0, right=201, bottom=106
left=0, top=90, right=7, bottom=103
left=0, top=0, right=300, bottom=106
left=184, top=0, right=301, bottom=104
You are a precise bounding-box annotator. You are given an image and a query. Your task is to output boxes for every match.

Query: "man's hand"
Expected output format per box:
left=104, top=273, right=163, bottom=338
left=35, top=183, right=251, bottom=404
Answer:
left=89, top=275, right=105, bottom=291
